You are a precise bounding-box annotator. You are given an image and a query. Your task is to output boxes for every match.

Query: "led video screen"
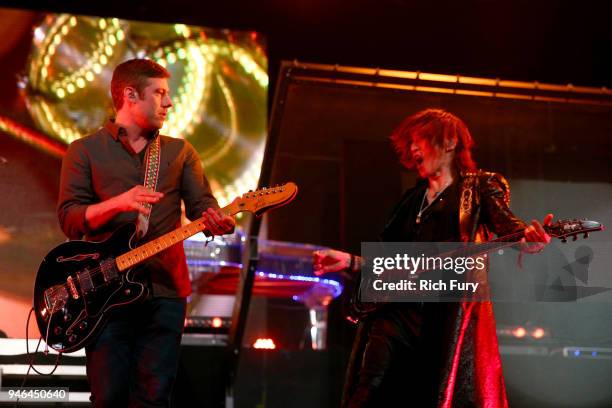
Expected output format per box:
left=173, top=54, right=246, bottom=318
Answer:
left=0, top=7, right=267, bottom=338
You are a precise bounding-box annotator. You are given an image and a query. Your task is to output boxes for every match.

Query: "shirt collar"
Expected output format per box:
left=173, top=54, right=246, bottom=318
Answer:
left=104, top=119, right=159, bottom=141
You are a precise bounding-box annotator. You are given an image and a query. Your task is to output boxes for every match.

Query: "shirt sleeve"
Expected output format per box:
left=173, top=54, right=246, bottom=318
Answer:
left=180, top=140, right=220, bottom=221
left=57, top=140, right=95, bottom=240
left=479, top=172, right=527, bottom=238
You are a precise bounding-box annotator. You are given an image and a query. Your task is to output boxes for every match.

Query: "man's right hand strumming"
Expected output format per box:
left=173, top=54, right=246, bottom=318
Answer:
left=114, top=186, right=164, bottom=214
left=85, top=186, right=164, bottom=231
left=313, top=249, right=360, bottom=275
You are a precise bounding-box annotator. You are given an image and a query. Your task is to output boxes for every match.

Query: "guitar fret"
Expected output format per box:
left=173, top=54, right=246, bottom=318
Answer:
left=111, top=185, right=295, bottom=272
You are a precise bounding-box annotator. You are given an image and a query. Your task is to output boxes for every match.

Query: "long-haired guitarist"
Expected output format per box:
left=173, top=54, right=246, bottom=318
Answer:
left=313, top=109, right=552, bottom=407
left=57, top=59, right=235, bottom=407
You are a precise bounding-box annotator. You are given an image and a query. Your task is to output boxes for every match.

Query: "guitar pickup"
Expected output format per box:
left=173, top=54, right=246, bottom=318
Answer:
left=77, top=268, right=94, bottom=294
left=100, top=259, right=118, bottom=282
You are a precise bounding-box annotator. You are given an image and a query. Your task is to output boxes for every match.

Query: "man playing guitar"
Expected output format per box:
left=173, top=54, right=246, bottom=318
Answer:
left=57, top=59, right=235, bottom=407
left=314, top=109, right=552, bottom=407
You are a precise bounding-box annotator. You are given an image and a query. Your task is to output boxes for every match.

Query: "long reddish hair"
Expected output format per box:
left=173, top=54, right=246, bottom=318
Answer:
left=390, top=108, right=477, bottom=172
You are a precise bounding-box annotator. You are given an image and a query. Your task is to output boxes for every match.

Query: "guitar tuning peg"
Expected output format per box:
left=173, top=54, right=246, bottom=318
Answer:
left=584, top=232, right=589, bottom=239
left=572, top=234, right=577, bottom=241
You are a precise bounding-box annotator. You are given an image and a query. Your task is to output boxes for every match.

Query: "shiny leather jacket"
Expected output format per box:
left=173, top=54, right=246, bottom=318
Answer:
left=381, top=170, right=526, bottom=243
left=374, top=170, right=527, bottom=408
left=459, top=170, right=526, bottom=243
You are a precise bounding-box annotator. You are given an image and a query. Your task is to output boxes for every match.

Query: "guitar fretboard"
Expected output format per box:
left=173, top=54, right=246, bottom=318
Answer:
left=449, top=230, right=526, bottom=260
left=115, top=203, right=237, bottom=272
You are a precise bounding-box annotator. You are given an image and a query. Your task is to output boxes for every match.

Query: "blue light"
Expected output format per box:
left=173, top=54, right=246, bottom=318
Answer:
left=185, top=262, right=344, bottom=298
left=592, top=351, right=598, bottom=357
left=255, top=270, right=344, bottom=298
left=574, top=350, right=581, bottom=357
left=186, top=259, right=241, bottom=268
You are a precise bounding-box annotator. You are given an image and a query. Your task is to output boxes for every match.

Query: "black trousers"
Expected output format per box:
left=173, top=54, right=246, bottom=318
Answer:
left=343, top=305, right=440, bottom=408
left=85, top=297, right=187, bottom=408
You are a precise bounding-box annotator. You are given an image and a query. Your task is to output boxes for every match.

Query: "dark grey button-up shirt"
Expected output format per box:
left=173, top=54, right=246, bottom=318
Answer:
left=57, top=121, right=219, bottom=297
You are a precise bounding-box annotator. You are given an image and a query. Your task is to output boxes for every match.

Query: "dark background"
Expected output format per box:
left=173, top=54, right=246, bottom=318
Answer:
left=2, top=0, right=611, bottom=93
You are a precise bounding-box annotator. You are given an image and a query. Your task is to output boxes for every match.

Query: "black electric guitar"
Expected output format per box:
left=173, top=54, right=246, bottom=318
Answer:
left=349, top=219, right=604, bottom=321
left=34, top=183, right=298, bottom=353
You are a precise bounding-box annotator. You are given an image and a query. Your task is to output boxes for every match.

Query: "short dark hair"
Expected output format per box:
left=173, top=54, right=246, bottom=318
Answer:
left=110, top=59, right=170, bottom=110
left=390, top=108, right=477, bottom=172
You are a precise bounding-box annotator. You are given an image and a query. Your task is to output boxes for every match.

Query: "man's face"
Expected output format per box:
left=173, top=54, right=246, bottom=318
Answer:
left=131, top=77, right=172, bottom=131
left=409, top=133, right=448, bottom=179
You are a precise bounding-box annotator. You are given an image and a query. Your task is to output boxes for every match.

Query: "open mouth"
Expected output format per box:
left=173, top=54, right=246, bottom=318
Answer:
left=414, top=156, right=424, bottom=165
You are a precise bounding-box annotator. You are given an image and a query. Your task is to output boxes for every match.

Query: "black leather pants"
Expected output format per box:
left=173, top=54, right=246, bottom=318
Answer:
left=342, top=305, right=437, bottom=408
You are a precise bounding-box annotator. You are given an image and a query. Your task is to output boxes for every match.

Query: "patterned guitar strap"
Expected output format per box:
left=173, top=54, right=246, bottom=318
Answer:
left=136, top=134, right=161, bottom=240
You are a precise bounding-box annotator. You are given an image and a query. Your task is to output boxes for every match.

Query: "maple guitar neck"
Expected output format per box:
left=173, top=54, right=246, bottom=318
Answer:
left=115, top=202, right=240, bottom=272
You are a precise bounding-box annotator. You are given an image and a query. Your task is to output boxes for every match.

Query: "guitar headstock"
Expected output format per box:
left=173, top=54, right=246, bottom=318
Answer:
left=233, top=182, right=298, bottom=216
left=544, top=219, right=604, bottom=243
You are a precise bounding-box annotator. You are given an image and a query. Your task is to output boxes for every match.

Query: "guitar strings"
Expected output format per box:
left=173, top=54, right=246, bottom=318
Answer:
left=48, top=220, right=561, bottom=299
left=46, top=187, right=292, bottom=298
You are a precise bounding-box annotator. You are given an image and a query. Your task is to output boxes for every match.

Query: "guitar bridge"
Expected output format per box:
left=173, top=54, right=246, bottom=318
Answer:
left=44, top=284, right=69, bottom=312
left=67, top=276, right=80, bottom=300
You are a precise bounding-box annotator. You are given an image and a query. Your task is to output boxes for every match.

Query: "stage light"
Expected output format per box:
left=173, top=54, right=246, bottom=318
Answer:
left=512, top=327, right=527, bottom=338
left=253, top=338, right=276, bottom=350
left=531, top=327, right=546, bottom=339
left=211, top=317, right=223, bottom=328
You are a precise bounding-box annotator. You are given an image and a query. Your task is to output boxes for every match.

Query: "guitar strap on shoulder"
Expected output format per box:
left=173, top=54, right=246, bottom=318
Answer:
left=136, top=134, right=161, bottom=239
